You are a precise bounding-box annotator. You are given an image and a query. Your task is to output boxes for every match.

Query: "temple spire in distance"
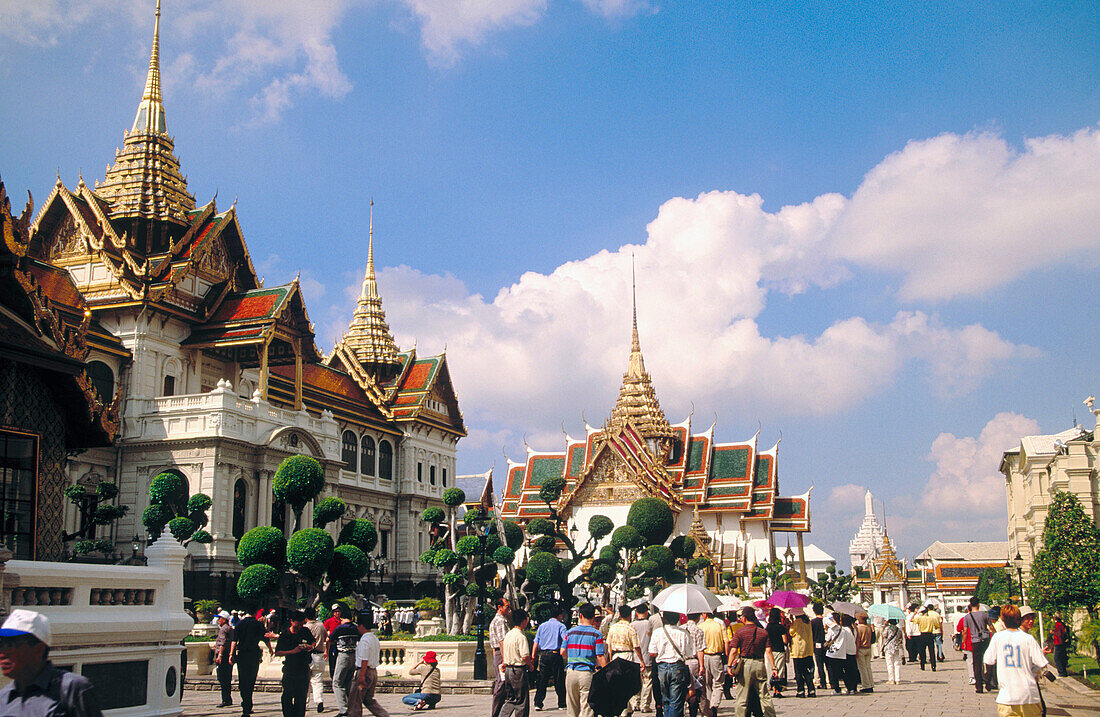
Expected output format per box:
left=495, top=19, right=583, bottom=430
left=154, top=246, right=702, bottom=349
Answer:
left=98, top=0, right=194, bottom=224
left=132, top=0, right=167, bottom=134
left=341, top=199, right=401, bottom=370
left=608, top=259, right=673, bottom=440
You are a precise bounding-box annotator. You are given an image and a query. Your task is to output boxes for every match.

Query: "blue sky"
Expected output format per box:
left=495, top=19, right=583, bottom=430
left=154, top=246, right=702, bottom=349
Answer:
left=2, top=0, right=1098, bottom=566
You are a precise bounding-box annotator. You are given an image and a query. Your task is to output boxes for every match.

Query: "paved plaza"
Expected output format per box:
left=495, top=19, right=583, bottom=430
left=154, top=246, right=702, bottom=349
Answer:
left=181, top=647, right=1100, bottom=716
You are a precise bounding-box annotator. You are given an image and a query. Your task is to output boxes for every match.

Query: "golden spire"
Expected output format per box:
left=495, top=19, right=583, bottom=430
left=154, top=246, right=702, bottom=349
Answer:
left=132, top=0, right=166, bottom=133
left=97, top=0, right=194, bottom=226
left=340, top=199, right=400, bottom=368
left=608, top=260, right=674, bottom=440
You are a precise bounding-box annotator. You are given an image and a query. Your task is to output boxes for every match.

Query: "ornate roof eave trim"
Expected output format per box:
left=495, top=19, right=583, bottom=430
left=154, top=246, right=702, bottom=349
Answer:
left=1, top=180, right=32, bottom=257
left=330, top=341, right=392, bottom=418
left=150, top=200, right=215, bottom=278
left=76, top=183, right=126, bottom=251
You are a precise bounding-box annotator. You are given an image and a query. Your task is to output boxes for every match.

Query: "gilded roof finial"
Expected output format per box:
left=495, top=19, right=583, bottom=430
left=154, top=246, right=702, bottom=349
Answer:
left=132, top=0, right=166, bottom=134
left=340, top=198, right=400, bottom=368
left=631, top=253, right=640, bottom=354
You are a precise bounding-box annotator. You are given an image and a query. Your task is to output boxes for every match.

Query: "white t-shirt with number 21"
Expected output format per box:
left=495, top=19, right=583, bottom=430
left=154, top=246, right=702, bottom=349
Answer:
left=983, top=628, right=1050, bottom=706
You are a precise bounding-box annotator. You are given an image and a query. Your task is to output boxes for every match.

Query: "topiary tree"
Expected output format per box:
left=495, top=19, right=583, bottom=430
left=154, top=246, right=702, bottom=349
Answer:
left=143, top=472, right=212, bottom=547
left=63, top=479, right=130, bottom=560
left=810, top=564, right=855, bottom=603
left=974, top=567, right=1015, bottom=606
left=1029, top=489, right=1100, bottom=617
left=235, top=455, right=375, bottom=608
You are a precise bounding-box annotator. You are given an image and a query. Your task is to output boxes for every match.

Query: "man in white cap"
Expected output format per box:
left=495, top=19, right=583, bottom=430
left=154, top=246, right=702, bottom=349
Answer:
left=0, top=608, right=102, bottom=715
left=215, top=610, right=237, bottom=708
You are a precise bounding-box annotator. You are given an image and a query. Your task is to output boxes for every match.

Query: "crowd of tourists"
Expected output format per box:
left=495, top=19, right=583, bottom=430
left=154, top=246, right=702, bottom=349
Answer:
left=210, top=603, right=437, bottom=717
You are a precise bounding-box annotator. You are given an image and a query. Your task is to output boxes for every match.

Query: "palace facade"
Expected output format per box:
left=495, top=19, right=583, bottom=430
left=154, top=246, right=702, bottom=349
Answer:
left=499, top=298, right=813, bottom=591
left=14, top=3, right=464, bottom=601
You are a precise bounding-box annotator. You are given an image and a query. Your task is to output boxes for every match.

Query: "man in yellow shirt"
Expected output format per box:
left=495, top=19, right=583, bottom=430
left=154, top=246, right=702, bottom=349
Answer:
left=606, top=606, right=644, bottom=717
left=913, top=606, right=940, bottom=671
left=698, top=611, right=727, bottom=717
left=788, top=613, right=815, bottom=698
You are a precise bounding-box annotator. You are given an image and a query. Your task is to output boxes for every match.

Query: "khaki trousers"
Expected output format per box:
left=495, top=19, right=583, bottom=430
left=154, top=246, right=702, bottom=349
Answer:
left=734, top=658, right=775, bottom=717
left=630, top=662, right=653, bottom=712
left=704, top=654, right=725, bottom=711
left=565, top=669, right=595, bottom=717
left=686, top=658, right=708, bottom=716
left=856, top=647, right=874, bottom=689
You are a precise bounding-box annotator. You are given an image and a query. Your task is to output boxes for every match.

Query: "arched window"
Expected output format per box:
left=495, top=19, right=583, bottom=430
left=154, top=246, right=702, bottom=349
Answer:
left=442, top=467, right=448, bottom=488
left=429, top=465, right=436, bottom=486
left=360, top=435, right=376, bottom=476
left=378, top=440, right=393, bottom=480
left=232, top=479, right=247, bottom=539
left=341, top=431, right=357, bottom=470
left=162, top=357, right=181, bottom=397
left=86, top=361, right=114, bottom=402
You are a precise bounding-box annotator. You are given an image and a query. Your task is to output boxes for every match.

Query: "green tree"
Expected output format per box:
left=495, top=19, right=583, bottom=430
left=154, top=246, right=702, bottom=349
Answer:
left=974, top=567, right=1014, bottom=605
left=1029, top=490, right=1100, bottom=616
left=810, top=565, right=855, bottom=603
left=236, top=456, right=377, bottom=609
left=142, top=472, right=212, bottom=547
left=751, top=559, right=791, bottom=594
left=62, top=480, right=129, bottom=560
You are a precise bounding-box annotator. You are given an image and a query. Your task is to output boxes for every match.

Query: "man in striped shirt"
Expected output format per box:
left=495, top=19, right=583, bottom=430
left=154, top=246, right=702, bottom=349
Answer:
left=562, top=603, right=608, bottom=717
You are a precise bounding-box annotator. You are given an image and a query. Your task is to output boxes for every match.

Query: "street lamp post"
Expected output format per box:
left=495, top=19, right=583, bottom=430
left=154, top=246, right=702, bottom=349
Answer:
left=1012, top=552, right=1026, bottom=603
left=473, top=522, right=491, bottom=680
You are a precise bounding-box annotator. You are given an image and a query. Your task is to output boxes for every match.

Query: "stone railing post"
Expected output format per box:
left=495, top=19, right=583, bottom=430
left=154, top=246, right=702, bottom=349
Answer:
left=145, top=533, right=187, bottom=608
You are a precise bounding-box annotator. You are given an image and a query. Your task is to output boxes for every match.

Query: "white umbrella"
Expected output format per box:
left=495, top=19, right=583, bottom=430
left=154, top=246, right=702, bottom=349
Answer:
left=715, top=595, right=743, bottom=613
left=651, top=584, right=722, bottom=614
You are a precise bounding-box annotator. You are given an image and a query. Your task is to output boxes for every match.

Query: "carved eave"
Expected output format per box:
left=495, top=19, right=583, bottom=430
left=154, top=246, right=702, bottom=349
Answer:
left=559, top=426, right=682, bottom=515
left=327, top=341, right=392, bottom=417
left=75, top=182, right=126, bottom=250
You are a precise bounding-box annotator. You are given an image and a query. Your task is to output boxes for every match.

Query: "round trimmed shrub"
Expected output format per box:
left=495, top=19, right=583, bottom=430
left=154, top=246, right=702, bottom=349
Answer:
left=97, top=482, right=120, bottom=500
left=721, top=571, right=735, bottom=582
left=433, top=548, right=458, bottom=568
left=669, top=535, right=697, bottom=560
left=610, top=525, right=644, bottom=551
left=337, top=519, right=378, bottom=553
left=639, top=545, right=674, bottom=576
left=464, top=582, right=485, bottom=598
left=93, top=504, right=128, bottom=525
left=484, top=535, right=502, bottom=554
left=628, top=560, right=658, bottom=578
left=313, top=497, right=347, bottom=528
left=526, top=552, right=563, bottom=585
left=237, top=526, right=288, bottom=569
left=330, top=543, right=368, bottom=583
left=501, top=520, right=524, bottom=550
left=525, top=518, right=555, bottom=536
left=421, top=507, right=445, bottom=524
left=599, top=546, right=618, bottom=562
left=687, top=556, right=712, bottom=572
left=537, top=584, right=558, bottom=600
left=168, top=516, right=196, bottom=542
left=272, top=455, right=325, bottom=510
left=532, top=601, right=553, bottom=622
left=323, top=578, right=352, bottom=600
left=419, top=550, right=437, bottom=564
left=287, top=528, right=334, bottom=578
left=442, top=487, right=466, bottom=507
left=441, top=572, right=463, bottom=587
left=191, top=529, right=213, bottom=544
left=532, top=535, right=557, bottom=552
left=237, top=564, right=279, bottom=600
left=538, top=477, right=566, bottom=504
left=188, top=510, right=209, bottom=529
left=142, top=504, right=172, bottom=533
left=626, top=497, right=675, bottom=545
left=462, top=508, right=485, bottom=525
left=149, top=472, right=186, bottom=507
left=186, top=493, right=212, bottom=513
left=588, top=559, right=616, bottom=584
left=587, top=515, right=614, bottom=541
left=455, top=535, right=481, bottom=556
left=492, top=546, right=515, bottom=565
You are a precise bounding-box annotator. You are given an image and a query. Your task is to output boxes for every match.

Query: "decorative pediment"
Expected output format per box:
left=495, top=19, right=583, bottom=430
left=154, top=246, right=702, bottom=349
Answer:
left=565, top=448, right=651, bottom=507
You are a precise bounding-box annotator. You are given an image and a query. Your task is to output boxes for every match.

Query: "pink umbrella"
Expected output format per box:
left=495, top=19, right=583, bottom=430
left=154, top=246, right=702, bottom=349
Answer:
left=766, top=590, right=812, bottom=610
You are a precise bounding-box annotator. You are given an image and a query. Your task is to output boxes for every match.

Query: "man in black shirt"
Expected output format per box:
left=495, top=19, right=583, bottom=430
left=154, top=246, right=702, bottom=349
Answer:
left=275, top=610, right=316, bottom=717
left=810, top=603, right=827, bottom=690
left=328, top=608, right=362, bottom=717
left=233, top=612, right=272, bottom=717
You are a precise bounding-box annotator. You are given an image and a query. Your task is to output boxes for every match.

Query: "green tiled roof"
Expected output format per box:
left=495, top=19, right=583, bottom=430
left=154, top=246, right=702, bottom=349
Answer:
left=709, top=485, right=751, bottom=497
left=687, top=437, right=706, bottom=472
left=712, top=447, right=749, bottom=479
left=528, top=457, right=565, bottom=487
left=508, top=470, right=525, bottom=497
left=753, top=456, right=771, bottom=487
left=568, top=444, right=585, bottom=477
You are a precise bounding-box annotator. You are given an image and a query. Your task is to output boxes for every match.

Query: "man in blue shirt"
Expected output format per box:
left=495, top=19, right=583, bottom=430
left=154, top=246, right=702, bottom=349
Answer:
left=563, top=604, right=607, bottom=717
left=532, top=605, right=568, bottom=711
left=0, top=609, right=102, bottom=716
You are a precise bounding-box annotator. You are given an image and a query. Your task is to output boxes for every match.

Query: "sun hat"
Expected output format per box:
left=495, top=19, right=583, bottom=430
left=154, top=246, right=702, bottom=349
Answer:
left=424, top=651, right=437, bottom=663
left=1020, top=605, right=1036, bottom=619
left=0, top=609, right=51, bottom=646
left=218, top=610, right=231, bottom=619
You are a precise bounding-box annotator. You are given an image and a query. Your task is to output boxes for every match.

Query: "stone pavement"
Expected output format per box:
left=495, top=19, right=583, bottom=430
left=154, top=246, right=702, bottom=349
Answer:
left=181, top=646, right=1100, bottom=716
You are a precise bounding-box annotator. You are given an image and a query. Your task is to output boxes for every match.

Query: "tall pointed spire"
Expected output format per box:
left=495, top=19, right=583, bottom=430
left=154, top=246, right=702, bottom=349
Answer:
left=608, top=260, right=673, bottom=441
left=340, top=199, right=401, bottom=370
left=97, top=0, right=194, bottom=226
left=132, top=0, right=166, bottom=134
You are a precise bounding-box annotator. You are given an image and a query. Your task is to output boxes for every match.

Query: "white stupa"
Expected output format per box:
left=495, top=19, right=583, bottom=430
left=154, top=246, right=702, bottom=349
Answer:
left=848, top=489, right=886, bottom=572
